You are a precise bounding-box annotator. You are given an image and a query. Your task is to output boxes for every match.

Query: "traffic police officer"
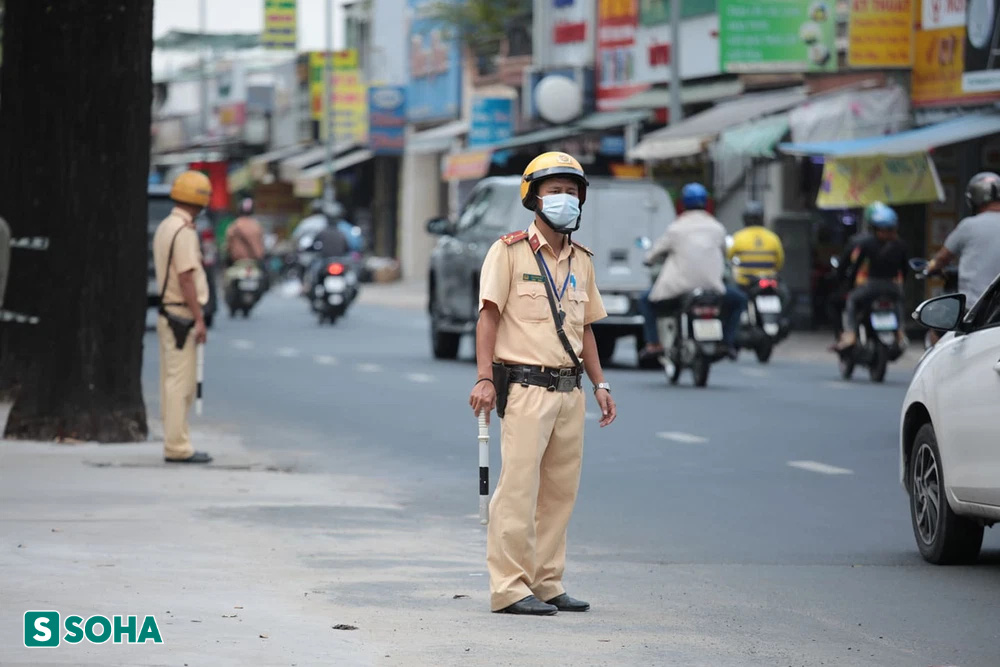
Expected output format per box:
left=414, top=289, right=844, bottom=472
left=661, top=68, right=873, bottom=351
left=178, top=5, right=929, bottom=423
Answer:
left=153, top=171, right=213, bottom=464
left=469, top=152, right=617, bottom=616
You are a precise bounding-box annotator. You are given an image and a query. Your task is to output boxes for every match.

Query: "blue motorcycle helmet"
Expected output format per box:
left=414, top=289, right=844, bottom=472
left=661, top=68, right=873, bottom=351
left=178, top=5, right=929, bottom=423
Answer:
left=867, top=202, right=898, bottom=229
left=681, top=183, right=709, bottom=210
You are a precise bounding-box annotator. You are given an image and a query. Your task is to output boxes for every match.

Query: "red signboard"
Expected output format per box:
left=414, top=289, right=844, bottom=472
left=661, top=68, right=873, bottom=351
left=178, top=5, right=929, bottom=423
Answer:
left=554, top=21, right=587, bottom=44
left=596, top=0, right=648, bottom=110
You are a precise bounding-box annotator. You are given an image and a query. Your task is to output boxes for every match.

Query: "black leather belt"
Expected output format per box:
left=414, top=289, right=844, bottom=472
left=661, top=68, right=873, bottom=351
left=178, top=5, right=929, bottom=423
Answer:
left=506, top=364, right=582, bottom=392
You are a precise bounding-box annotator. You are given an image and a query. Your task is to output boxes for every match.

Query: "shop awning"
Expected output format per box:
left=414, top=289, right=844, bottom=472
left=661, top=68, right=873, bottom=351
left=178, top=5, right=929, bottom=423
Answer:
left=488, top=125, right=579, bottom=151
left=619, top=79, right=745, bottom=110
left=779, top=113, right=1000, bottom=158
left=629, top=87, right=808, bottom=161
left=815, top=152, right=944, bottom=209
left=576, top=109, right=651, bottom=130
left=292, top=149, right=375, bottom=198
left=249, top=144, right=311, bottom=182
left=408, top=121, right=469, bottom=154
left=279, top=143, right=355, bottom=182
left=714, top=114, right=791, bottom=160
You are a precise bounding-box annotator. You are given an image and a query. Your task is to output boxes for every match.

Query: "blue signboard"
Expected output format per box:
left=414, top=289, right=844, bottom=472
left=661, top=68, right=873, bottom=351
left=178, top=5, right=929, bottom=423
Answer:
left=369, top=86, right=407, bottom=155
left=468, top=97, right=514, bottom=147
left=407, top=0, right=463, bottom=123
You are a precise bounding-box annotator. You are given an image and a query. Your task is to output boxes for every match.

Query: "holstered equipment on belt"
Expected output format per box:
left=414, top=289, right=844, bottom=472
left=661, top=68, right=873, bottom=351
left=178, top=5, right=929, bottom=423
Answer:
left=508, top=364, right=583, bottom=392
left=492, top=362, right=510, bottom=419
left=158, top=226, right=196, bottom=350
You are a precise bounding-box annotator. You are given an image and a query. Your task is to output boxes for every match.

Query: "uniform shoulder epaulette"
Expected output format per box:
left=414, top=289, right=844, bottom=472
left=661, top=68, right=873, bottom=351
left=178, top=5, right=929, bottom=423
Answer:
left=500, top=230, right=529, bottom=245
left=572, top=240, right=593, bottom=256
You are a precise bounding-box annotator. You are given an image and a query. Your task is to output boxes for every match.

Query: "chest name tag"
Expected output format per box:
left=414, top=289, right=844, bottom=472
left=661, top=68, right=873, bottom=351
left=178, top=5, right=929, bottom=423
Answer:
left=522, top=273, right=545, bottom=283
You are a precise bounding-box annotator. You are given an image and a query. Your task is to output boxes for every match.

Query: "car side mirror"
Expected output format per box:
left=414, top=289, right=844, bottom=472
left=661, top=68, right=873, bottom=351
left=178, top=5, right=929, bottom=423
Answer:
left=829, top=256, right=840, bottom=269
left=426, top=217, right=452, bottom=236
left=914, top=293, right=966, bottom=331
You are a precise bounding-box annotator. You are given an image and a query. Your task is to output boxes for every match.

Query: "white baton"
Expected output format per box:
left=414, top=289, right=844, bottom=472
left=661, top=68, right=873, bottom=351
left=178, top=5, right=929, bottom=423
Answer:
left=478, top=412, right=490, bottom=525
left=196, top=344, right=204, bottom=416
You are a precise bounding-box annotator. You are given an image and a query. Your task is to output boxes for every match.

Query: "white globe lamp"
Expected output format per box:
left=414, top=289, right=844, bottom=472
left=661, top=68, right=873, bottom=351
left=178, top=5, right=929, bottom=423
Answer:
left=534, top=75, right=583, bottom=125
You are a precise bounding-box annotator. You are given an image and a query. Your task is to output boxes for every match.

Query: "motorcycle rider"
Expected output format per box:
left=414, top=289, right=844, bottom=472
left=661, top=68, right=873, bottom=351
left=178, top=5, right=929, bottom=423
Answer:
left=224, top=197, right=266, bottom=268
left=836, top=203, right=909, bottom=349
left=638, top=183, right=747, bottom=361
left=926, top=172, right=1000, bottom=308
left=727, top=200, right=785, bottom=288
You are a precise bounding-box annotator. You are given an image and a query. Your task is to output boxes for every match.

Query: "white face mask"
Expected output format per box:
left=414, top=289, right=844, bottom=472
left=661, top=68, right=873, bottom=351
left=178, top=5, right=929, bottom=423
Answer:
left=538, top=193, right=581, bottom=232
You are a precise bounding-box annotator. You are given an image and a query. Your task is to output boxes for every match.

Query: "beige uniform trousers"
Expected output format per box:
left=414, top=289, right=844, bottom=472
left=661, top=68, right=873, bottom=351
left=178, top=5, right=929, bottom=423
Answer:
left=157, top=317, right=197, bottom=460
left=487, top=383, right=585, bottom=611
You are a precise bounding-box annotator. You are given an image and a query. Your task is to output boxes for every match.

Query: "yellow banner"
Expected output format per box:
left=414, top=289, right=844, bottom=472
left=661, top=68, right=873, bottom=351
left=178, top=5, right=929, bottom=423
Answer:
left=308, top=50, right=368, bottom=144
left=263, top=0, right=296, bottom=51
left=848, top=0, right=914, bottom=67
left=817, top=153, right=943, bottom=209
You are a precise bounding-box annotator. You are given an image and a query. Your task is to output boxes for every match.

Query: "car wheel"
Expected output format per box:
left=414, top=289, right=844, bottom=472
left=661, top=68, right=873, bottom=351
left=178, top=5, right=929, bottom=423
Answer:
left=595, top=332, right=616, bottom=364
left=909, top=423, right=984, bottom=565
left=430, top=294, right=460, bottom=360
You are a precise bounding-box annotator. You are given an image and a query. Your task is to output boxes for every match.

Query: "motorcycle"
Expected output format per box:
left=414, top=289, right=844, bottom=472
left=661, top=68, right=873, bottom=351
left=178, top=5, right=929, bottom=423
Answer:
left=308, top=258, right=359, bottom=324
left=909, top=258, right=959, bottom=349
left=735, top=269, right=789, bottom=364
left=223, top=259, right=265, bottom=318
left=657, top=289, right=727, bottom=387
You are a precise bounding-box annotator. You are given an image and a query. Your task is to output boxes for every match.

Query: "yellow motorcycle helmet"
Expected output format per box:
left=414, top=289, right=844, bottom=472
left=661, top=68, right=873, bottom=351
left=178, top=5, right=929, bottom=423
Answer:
left=520, top=151, right=589, bottom=211
left=170, top=170, right=212, bottom=208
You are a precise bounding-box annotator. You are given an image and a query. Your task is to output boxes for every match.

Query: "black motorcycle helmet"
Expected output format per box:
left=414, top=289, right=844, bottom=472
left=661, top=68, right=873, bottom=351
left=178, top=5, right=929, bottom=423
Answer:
left=743, top=200, right=765, bottom=227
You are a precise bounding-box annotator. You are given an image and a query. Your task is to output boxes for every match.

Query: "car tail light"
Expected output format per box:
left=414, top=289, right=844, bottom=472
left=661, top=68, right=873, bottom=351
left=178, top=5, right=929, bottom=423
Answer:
left=693, top=306, right=719, bottom=318
left=327, top=262, right=345, bottom=276
left=758, top=279, right=778, bottom=289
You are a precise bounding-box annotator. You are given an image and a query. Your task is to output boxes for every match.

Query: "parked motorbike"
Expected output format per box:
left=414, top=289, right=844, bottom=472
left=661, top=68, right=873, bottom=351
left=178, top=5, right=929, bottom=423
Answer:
left=657, top=289, right=727, bottom=387
left=735, top=270, right=789, bottom=364
left=308, top=258, right=359, bottom=324
left=224, top=259, right=265, bottom=318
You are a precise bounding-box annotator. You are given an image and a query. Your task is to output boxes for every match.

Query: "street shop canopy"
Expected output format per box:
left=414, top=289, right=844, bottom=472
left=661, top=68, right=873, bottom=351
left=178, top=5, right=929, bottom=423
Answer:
left=155, top=30, right=261, bottom=51
left=778, top=113, right=1000, bottom=158
left=619, top=79, right=746, bottom=110
left=628, top=87, right=808, bottom=161
left=278, top=142, right=355, bottom=182
left=292, top=149, right=374, bottom=198
left=249, top=144, right=311, bottom=182
left=714, top=114, right=791, bottom=160
left=482, top=109, right=651, bottom=154
left=408, top=121, right=469, bottom=155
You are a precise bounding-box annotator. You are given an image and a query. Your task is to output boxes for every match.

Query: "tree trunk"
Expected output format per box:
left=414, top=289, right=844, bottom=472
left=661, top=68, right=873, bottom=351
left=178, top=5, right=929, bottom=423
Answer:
left=0, top=0, right=152, bottom=442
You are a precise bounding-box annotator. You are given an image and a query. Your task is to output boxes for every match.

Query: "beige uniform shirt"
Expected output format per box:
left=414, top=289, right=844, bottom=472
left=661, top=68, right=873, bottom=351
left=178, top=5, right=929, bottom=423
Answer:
left=153, top=208, right=209, bottom=315
left=479, top=222, right=607, bottom=368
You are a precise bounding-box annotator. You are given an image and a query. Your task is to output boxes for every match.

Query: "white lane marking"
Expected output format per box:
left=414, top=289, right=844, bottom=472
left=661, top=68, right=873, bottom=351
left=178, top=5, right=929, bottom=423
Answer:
left=232, top=339, right=254, bottom=350
left=314, top=355, right=338, bottom=366
left=656, top=431, right=709, bottom=444
left=357, top=363, right=382, bottom=373
left=740, top=367, right=768, bottom=378
left=823, top=381, right=852, bottom=390
left=276, top=347, right=300, bottom=358
left=406, top=372, right=435, bottom=384
left=787, top=460, right=854, bottom=475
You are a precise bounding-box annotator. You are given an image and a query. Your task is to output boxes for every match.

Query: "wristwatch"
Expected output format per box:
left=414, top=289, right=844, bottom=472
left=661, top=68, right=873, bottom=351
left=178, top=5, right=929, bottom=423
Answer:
left=593, top=382, right=611, bottom=394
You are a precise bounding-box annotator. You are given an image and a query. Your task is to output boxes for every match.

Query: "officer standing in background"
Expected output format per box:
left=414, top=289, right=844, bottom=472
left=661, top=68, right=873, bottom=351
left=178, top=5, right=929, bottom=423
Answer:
left=469, top=152, right=617, bottom=616
left=153, top=171, right=213, bottom=464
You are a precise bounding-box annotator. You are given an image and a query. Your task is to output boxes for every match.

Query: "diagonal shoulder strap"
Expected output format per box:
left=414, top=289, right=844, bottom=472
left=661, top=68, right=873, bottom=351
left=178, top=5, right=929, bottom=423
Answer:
left=159, top=225, right=188, bottom=306
left=531, top=249, right=583, bottom=371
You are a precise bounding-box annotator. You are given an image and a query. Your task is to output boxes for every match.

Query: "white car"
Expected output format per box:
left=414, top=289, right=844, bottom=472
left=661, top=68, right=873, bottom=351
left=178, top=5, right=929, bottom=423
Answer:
left=900, top=276, right=1000, bottom=564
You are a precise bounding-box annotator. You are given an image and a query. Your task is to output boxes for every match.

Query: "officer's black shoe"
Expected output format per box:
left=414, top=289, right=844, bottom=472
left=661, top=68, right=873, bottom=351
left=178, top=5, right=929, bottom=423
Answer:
left=545, top=593, right=590, bottom=612
left=495, top=595, right=557, bottom=616
left=164, top=451, right=213, bottom=464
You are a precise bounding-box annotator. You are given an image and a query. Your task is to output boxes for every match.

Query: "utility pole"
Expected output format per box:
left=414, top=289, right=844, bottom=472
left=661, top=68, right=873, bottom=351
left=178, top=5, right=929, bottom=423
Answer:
left=669, top=0, right=683, bottom=126
left=323, top=0, right=336, bottom=205
left=200, top=0, right=210, bottom=157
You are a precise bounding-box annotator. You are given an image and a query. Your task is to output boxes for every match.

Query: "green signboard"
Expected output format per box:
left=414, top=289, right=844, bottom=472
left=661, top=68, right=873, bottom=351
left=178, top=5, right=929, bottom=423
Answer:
left=719, top=0, right=836, bottom=73
left=640, top=0, right=718, bottom=25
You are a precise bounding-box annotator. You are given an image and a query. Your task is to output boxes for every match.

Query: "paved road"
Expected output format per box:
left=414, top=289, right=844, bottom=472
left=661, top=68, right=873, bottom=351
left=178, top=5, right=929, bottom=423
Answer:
left=142, top=285, right=1000, bottom=666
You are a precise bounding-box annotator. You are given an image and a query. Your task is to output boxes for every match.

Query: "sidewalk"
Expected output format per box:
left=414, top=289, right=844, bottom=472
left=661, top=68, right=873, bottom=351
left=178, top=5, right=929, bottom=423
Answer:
left=0, top=419, right=374, bottom=666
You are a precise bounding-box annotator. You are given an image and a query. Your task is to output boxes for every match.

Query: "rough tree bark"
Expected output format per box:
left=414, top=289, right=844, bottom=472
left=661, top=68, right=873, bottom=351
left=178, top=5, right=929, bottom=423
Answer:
left=0, top=0, right=152, bottom=441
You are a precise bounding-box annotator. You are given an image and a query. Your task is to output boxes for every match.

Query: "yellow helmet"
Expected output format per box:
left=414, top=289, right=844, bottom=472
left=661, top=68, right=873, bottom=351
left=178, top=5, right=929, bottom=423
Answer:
left=170, top=170, right=212, bottom=208
left=520, top=151, right=589, bottom=211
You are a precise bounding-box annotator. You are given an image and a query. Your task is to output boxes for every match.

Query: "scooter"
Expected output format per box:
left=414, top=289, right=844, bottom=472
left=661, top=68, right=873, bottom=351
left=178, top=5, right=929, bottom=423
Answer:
left=309, top=258, right=358, bottom=324
left=223, top=259, right=265, bottom=318
left=735, top=270, right=789, bottom=364
left=836, top=292, right=905, bottom=383
left=657, top=289, right=727, bottom=388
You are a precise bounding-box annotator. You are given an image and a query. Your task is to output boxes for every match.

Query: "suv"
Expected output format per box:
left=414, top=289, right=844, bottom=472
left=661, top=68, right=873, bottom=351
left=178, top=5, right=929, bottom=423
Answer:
left=147, top=184, right=218, bottom=326
left=426, top=176, right=674, bottom=364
